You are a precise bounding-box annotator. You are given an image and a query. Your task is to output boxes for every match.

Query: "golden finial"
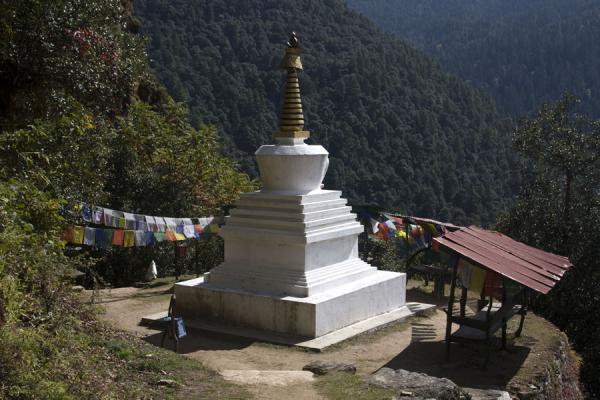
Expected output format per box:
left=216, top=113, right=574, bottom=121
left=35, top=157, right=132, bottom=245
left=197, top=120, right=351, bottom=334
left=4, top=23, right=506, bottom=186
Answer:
left=273, top=32, right=310, bottom=141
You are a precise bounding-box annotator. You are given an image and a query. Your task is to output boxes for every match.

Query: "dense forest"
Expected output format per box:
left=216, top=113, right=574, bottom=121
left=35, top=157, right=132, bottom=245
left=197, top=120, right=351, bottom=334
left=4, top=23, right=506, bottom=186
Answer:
left=134, top=0, right=521, bottom=226
left=347, top=0, right=600, bottom=119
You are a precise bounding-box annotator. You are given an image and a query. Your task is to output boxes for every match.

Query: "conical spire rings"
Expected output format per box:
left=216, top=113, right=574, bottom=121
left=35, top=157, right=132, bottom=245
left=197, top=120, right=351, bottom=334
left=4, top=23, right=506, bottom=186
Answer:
left=273, top=33, right=310, bottom=141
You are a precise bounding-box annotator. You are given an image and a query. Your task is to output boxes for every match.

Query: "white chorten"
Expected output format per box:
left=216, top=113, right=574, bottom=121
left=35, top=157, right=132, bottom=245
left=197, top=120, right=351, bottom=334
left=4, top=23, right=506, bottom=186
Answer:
left=175, top=33, right=406, bottom=338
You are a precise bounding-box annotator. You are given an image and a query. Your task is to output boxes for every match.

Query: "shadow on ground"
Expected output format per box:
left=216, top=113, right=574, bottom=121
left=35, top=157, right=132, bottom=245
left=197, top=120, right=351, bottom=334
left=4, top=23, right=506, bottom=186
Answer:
left=380, top=329, right=531, bottom=390
left=142, top=329, right=255, bottom=353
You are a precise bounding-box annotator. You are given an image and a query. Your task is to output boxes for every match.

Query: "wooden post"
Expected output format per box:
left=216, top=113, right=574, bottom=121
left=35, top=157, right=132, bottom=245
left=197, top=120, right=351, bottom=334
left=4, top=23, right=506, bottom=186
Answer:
left=515, top=288, right=527, bottom=337
left=174, top=242, right=179, bottom=281
left=445, top=254, right=460, bottom=361
left=501, top=280, right=507, bottom=350
left=404, top=218, right=410, bottom=273
left=460, top=287, right=468, bottom=318
left=194, top=240, right=200, bottom=277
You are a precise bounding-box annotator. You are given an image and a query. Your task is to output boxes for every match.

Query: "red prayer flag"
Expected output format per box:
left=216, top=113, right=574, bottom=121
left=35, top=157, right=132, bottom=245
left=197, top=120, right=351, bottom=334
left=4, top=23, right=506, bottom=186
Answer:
left=483, top=271, right=503, bottom=299
left=112, top=229, right=124, bottom=246
left=165, top=229, right=177, bottom=241
left=61, top=225, right=74, bottom=242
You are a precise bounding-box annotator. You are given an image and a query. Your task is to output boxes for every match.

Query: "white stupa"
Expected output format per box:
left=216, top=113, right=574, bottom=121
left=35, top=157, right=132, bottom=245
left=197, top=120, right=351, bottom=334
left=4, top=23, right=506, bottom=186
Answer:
left=175, top=33, right=407, bottom=338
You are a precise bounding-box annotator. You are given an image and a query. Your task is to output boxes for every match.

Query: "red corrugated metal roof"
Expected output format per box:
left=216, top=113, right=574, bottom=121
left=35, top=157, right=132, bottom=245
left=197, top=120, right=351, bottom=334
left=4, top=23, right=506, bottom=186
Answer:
left=433, top=226, right=573, bottom=294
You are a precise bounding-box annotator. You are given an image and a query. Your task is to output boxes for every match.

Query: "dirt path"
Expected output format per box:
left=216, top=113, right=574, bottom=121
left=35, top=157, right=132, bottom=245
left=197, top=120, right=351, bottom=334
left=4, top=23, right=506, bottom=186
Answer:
left=90, top=282, right=445, bottom=399
left=92, top=281, right=564, bottom=399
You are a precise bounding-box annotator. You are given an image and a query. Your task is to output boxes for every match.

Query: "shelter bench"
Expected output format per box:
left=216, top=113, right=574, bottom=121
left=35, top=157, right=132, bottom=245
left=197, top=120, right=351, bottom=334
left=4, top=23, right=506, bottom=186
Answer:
left=444, top=268, right=528, bottom=362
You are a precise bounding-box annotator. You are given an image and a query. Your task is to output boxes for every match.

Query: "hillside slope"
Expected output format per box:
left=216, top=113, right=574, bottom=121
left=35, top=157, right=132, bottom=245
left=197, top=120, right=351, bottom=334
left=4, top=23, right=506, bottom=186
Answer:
left=347, top=0, right=600, bottom=119
left=135, top=0, right=520, bottom=225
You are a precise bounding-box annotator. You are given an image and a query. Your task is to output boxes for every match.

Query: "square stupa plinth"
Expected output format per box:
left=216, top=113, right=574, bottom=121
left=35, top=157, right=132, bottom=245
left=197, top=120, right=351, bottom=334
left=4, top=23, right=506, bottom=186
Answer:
left=175, top=188, right=407, bottom=338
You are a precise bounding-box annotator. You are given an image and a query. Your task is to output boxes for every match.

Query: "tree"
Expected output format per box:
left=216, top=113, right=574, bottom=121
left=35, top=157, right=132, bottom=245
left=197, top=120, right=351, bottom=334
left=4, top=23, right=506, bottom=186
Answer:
left=496, top=94, right=600, bottom=397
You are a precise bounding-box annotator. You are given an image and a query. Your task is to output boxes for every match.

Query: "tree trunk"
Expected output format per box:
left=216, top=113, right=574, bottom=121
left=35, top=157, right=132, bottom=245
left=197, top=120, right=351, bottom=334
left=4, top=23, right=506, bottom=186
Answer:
left=562, top=168, right=572, bottom=252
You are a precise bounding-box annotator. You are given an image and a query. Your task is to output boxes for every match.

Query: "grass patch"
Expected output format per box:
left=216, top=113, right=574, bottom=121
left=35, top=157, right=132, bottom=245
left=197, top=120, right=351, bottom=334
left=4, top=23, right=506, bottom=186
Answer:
left=90, top=327, right=252, bottom=399
left=315, top=372, right=396, bottom=400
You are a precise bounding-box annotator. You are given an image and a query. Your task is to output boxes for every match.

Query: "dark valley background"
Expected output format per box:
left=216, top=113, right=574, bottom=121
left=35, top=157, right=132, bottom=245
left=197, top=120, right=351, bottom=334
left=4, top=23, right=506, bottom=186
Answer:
left=347, top=0, right=600, bottom=119
left=134, top=0, right=521, bottom=226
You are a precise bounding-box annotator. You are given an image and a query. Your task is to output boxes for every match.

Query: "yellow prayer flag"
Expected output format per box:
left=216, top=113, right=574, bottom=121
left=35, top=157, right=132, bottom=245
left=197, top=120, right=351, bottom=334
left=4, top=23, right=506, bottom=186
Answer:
left=123, top=230, right=135, bottom=247
left=174, top=232, right=186, bottom=241
left=470, top=266, right=486, bottom=294
left=72, top=226, right=84, bottom=244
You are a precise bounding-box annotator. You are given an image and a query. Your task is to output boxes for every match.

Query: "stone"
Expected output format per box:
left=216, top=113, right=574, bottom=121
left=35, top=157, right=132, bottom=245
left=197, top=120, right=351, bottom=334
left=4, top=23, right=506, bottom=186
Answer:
left=302, top=361, right=356, bottom=375
left=219, top=370, right=314, bottom=386
left=369, top=368, right=463, bottom=400
left=156, top=379, right=181, bottom=388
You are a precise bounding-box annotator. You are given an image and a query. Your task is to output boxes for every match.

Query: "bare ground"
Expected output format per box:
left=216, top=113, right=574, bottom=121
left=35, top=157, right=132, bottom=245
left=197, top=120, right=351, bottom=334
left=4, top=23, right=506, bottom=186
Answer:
left=90, top=279, right=568, bottom=399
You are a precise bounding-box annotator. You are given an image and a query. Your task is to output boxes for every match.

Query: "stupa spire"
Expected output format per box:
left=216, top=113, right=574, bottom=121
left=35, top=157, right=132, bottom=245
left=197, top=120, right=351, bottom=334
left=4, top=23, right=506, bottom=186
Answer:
left=274, top=32, right=310, bottom=142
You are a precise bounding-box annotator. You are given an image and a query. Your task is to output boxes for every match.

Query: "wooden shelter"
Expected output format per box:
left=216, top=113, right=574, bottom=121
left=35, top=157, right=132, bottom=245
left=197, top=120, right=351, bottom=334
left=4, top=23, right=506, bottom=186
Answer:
left=433, top=226, right=573, bottom=360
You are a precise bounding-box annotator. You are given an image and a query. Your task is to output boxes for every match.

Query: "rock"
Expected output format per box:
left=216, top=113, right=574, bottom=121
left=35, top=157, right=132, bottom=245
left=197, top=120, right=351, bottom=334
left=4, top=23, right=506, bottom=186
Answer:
left=369, top=368, right=463, bottom=400
left=302, top=361, right=357, bottom=375
left=156, top=379, right=181, bottom=388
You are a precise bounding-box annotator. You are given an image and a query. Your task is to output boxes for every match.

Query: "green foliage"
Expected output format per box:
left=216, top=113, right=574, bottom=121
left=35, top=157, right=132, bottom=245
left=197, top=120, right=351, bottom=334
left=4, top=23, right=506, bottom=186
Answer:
left=0, top=0, right=147, bottom=125
left=347, top=0, right=600, bottom=119
left=496, top=94, right=600, bottom=397
left=0, top=109, right=114, bottom=204
left=134, top=0, right=520, bottom=226
left=0, top=0, right=254, bottom=397
left=359, top=235, right=405, bottom=272
left=107, top=100, right=256, bottom=216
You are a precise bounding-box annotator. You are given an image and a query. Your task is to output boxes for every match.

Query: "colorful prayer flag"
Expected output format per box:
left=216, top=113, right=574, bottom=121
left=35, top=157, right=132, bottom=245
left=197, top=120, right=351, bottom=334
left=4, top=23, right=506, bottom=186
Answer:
left=61, top=225, right=74, bottom=242
left=112, top=229, right=124, bottom=246
left=103, top=208, right=115, bottom=226
left=144, top=231, right=155, bottom=246
left=164, top=229, right=177, bottom=241
left=370, top=218, right=379, bottom=234
left=83, top=227, right=95, bottom=246
left=123, top=212, right=136, bottom=229
left=72, top=226, right=84, bottom=244
left=183, top=225, right=196, bottom=239
left=470, top=267, right=486, bottom=294
left=174, top=232, right=186, bottom=241
left=81, top=204, right=92, bottom=222
left=153, top=232, right=165, bottom=242
left=123, top=230, right=135, bottom=247
left=92, top=207, right=104, bottom=224
left=206, top=224, right=219, bottom=234
left=134, top=214, right=147, bottom=231
left=384, top=220, right=396, bottom=231
left=134, top=230, right=146, bottom=246
left=154, top=217, right=167, bottom=232
left=94, top=229, right=110, bottom=249
left=164, top=218, right=177, bottom=230
left=145, top=215, right=157, bottom=232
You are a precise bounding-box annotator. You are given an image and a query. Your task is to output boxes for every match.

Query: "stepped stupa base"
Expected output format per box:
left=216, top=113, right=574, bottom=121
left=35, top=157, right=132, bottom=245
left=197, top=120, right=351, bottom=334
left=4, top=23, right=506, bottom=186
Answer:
left=175, top=270, right=406, bottom=338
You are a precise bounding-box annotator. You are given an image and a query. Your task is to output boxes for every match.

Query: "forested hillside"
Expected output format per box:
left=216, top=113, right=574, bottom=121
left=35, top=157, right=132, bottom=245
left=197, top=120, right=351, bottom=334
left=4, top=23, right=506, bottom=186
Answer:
left=134, top=0, right=521, bottom=226
left=347, top=0, right=600, bottom=119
